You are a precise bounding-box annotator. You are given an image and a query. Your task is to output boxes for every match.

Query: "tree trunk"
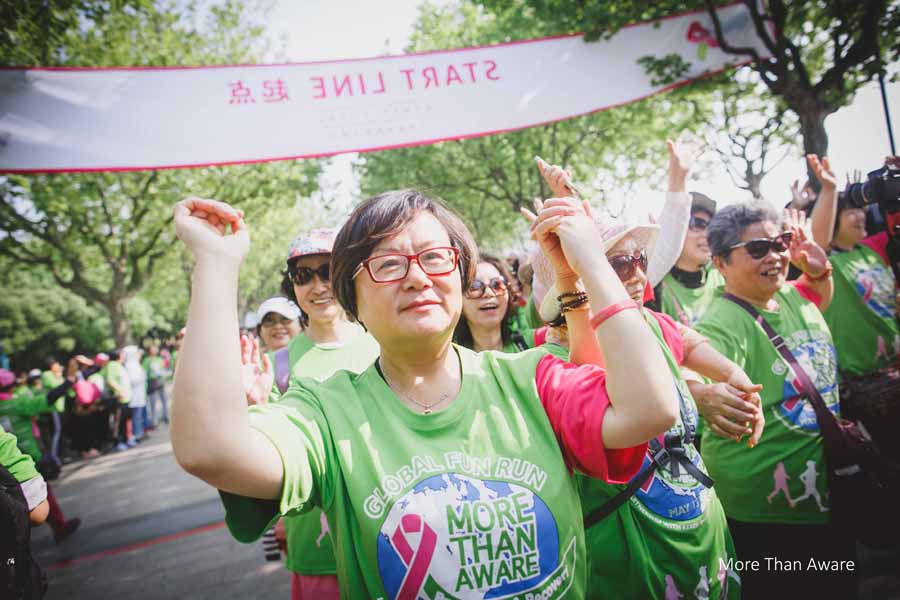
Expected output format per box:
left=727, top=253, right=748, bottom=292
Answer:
left=798, top=110, right=830, bottom=191
left=109, top=297, right=132, bottom=348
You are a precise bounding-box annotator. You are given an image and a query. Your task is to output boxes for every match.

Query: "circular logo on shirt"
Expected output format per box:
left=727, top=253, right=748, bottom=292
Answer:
left=376, top=473, right=566, bottom=599
left=849, top=262, right=895, bottom=319
left=776, top=330, right=839, bottom=432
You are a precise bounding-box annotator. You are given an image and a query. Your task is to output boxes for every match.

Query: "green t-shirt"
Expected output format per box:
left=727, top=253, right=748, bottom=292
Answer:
left=221, top=346, right=634, bottom=599
left=143, top=355, right=166, bottom=380
left=103, top=361, right=131, bottom=404
left=41, top=370, right=65, bottom=412
left=0, top=387, right=54, bottom=462
left=696, top=285, right=838, bottom=525
left=267, top=327, right=381, bottom=576
left=0, top=428, right=40, bottom=485
left=658, top=267, right=724, bottom=328
left=823, top=237, right=899, bottom=377
left=578, top=311, right=737, bottom=599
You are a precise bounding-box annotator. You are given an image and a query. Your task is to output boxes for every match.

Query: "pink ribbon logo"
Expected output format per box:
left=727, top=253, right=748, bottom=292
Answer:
left=392, top=514, right=438, bottom=600
left=686, top=21, right=719, bottom=47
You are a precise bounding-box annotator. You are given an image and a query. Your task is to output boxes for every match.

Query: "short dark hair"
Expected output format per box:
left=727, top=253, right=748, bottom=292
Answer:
left=331, top=189, right=478, bottom=322
left=708, top=202, right=780, bottom=261
left=453, top=253, right=519, bottom=350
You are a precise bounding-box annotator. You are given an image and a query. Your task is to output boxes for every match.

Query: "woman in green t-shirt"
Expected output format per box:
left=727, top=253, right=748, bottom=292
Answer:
left=697, top=201, right=854, bottom=598
left=250, top=228, right=380, bottom=599
left=527, top=196, right=764, bottom=599
left=172, top=189, right=681, bottom=599
left=454, top=253, right=533, bottom=353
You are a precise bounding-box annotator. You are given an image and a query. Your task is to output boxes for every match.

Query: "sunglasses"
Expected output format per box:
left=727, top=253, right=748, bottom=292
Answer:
left=466, top=277, right=508, bottom=299
left=608, top=250, right=648, bottom=281
left=729, top=231, right=793, bottom=260
left=689, top=215, right=710, bottom=231
left=290, top=263, right=330, bottom=286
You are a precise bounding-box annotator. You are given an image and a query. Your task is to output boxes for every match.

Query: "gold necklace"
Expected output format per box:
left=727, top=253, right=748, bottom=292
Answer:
left=380, top=362, right=453, bottom=415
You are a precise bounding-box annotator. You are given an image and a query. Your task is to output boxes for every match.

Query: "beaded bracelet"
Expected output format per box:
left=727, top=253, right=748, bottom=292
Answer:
left=560, top=298, right=590, bottom=315
left=559, top=295, right=589, bottom=313
left=590, top=300, right=640, bottom=330
left=557, top=290, right=587, bottom=302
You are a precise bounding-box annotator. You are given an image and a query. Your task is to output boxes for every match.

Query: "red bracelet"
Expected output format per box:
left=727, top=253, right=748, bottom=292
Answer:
left=804, top=261, right=833, bottom=281
left=590, top=300, right=640, bottom=330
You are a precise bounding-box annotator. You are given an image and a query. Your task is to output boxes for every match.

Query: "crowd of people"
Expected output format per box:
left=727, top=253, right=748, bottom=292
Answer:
left=3, top=144, right=898, bottom=599
left=0, top=336, right=181, bottom=561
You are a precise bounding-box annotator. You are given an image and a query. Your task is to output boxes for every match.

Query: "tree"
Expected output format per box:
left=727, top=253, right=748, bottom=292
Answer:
left=704, top=73, right=797, bottom=200
left=474, top=0, right=900, bottom=175
left=0, top=1, right=323, bottom=347
left=358, top=1, right=714, bottom=248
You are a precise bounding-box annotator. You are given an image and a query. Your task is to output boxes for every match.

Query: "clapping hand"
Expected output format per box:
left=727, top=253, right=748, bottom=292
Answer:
left=240, top=335, right=273, bottom=406
left=521, top=197, right=595, bottom=281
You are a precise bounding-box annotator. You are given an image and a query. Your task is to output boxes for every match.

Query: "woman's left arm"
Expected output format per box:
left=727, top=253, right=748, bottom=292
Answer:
left=680, top=325, right=764, bottom=446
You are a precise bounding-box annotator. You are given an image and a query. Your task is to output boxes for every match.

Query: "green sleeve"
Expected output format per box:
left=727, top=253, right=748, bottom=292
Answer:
left=0, top=393, right=54, bottom=418
left=0, top=430, right=39, bottom=484
left=219, top=384, right=333, bottom=543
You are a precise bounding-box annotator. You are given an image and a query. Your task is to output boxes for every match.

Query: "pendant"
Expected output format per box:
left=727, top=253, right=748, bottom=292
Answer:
left=424, top=408, right=432, bottom=415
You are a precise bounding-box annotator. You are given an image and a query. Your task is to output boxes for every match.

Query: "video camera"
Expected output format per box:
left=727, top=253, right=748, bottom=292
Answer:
left=844, top=163, right=900, bottom=237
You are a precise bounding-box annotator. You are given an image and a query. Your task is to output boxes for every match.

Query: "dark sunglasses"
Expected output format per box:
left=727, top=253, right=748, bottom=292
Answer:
left=689, top=215, right=710, bottom=231
left=466, top=277, right=508, bottom=299
left=608, top=250, right=648, bottom=281
left=290, top=263, right=330, bottom=286
left=729, top=231, right=793, bottom=260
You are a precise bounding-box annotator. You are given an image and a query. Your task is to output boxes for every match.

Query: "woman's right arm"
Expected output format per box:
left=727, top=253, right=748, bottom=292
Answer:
left=171, top=197, right=283, bottom=500
left=807, top=155, right=839, bottom=251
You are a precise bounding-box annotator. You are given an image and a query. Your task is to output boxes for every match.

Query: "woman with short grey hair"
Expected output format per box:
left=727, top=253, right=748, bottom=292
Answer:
left=695, top=202, right=855, bottom=597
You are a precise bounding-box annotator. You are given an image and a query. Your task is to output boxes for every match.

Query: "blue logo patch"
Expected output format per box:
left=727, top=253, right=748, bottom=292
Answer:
left=376, top=473, right=561, bottom=599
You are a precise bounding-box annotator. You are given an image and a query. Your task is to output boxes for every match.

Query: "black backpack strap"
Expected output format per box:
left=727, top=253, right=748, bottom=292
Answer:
left=511, top=332, right=529, bottom=352
left=584, top=454, right=660, bottom=529
left=584, top=379, right=714, bottom=529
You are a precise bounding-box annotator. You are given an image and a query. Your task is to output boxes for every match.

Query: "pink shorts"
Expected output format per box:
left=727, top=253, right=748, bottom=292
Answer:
left=290, top=573, right=339, bottom=600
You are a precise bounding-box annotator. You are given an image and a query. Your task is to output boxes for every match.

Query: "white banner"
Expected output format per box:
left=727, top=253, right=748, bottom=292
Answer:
left=0, top=2, right=770, bottom=173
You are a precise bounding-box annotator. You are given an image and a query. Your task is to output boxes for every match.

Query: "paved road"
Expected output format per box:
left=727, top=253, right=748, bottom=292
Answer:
left=32, top=425, right=291, bottom=600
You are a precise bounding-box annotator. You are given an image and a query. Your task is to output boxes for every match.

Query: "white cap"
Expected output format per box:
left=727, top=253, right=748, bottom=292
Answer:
left=255, top=296, right=302, bottom=324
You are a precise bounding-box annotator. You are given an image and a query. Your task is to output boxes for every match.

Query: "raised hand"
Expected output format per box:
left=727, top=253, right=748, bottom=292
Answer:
left=240, top=335, right=274, bottom=406
left=667, top=136, right=703, bottom=192
left=789, top=179, right=815, bottom=209
left=535, top=157, right=578, bottom=199
left=806, top=155, right=837, bottom=190
left=784, top=208, right=829, bottom=277
left=522, top=197, right=576, bottom=281
left=174, top=197, right=249, bottom=265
